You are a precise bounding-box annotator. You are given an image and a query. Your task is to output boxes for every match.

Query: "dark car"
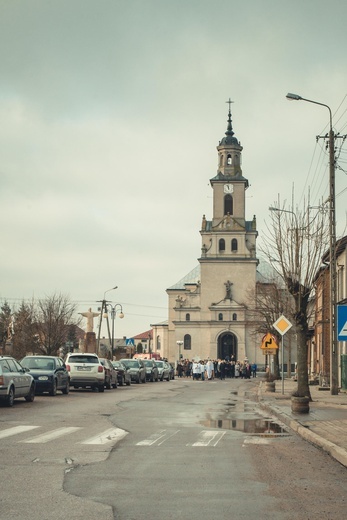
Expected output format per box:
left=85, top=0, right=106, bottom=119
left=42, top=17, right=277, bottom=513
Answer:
left=21, top=355, right=70, bottom=396
left=0, top=356, right=36, bottom=407
left=99, top=358, right=118, bottom=389
left=168, top=362, right=175, bottom=380
left=120, top=358, right=146, bottom=384
left=143, top=359, right=159, bottom=382
left=112, top=360, right=131, bottom=386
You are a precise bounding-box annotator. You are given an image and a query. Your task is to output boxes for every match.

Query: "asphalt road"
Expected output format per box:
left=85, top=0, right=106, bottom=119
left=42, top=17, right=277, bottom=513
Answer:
left=2, top=377, right=347, bottom=520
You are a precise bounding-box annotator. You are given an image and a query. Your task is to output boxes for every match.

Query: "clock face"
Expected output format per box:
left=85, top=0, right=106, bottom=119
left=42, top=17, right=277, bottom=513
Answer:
left=224, top=184, right=233, bottom=194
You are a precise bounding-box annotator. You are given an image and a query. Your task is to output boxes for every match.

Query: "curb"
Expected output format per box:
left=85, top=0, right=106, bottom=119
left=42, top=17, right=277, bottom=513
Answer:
left=258, top=384, right=347, bottom=469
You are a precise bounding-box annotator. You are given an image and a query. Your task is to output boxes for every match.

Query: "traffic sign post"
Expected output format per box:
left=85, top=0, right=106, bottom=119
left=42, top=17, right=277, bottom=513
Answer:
left=273, top=315, right=292, bottom=395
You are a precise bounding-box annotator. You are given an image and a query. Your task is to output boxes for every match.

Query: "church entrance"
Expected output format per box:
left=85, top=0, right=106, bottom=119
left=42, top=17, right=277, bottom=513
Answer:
left=217, top=333, right=237, bottom=361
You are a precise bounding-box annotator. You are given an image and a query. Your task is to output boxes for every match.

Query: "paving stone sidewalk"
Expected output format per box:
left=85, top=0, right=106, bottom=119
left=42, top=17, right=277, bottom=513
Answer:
left=257, top=377, right=347, bottom=468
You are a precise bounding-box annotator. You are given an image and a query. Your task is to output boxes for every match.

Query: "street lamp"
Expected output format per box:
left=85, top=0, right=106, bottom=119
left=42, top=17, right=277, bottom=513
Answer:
left=97, top=286, right=118, bottom=353
left=286, top=92, right=338, bottom=395
left=103, top=303, right=124, bottom=357
left=176, top=340, right=183, bottom=362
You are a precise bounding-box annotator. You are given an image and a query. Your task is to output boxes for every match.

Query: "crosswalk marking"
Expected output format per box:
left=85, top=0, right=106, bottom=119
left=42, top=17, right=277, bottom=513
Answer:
left=0, top=425, right=39, bottom=439
left=191, top=430, right=226, bottom=447
left=81, top=427, right=128, bottom=445
left=22, top=427, right=82, bottom=443
left=136, top=429, right=180, bottom=446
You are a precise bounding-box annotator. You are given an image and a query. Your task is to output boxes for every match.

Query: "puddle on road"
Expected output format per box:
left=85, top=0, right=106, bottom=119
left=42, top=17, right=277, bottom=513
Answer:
left=200, top=417, right=288, bottom=435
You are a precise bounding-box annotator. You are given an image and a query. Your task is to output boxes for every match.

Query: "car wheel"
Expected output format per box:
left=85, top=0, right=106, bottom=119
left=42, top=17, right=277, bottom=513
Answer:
left=6, top=386, right=15, bottom=407
left=49, top=379, right=58, bottom=396
left=62, top=381, right=70, bottom=395
left=25, top=384, right=35, bottom=402
left=98, top=384, right=105, bottom=392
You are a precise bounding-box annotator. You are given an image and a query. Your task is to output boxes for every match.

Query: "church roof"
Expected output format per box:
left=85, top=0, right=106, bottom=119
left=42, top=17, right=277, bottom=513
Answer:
left=167, top=265, right=200, bottom=290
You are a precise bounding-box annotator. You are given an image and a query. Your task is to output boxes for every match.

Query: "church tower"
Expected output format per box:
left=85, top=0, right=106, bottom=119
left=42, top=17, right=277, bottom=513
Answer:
left=165, top=102, right=258, bottom=364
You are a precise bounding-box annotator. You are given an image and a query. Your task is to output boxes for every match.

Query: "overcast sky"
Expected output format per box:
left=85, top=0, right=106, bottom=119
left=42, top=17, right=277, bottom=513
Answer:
left=1, top=0, right=347, bottom=339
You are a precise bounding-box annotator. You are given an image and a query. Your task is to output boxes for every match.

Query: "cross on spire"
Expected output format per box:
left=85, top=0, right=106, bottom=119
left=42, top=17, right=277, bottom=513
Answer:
left=226, top=98, right=234, bottom=112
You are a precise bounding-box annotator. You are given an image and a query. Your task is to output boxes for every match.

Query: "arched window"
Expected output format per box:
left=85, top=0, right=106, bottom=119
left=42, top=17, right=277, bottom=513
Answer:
left=233, top=313, right=237, bottom=321
left=218, top=313, right=223, bottom=321
left=224, top=195, right=233, bottom=215
left=157, top=335, right=161, bottom=350
left=186, top=313, right=190, bottom=321
left=227, top=154, right=232, bottom=165
left=231, top=238, right=238, bottom=252
left=219, top=238, right=225, bottom=252
left=184, top=334, right=191, bottom=350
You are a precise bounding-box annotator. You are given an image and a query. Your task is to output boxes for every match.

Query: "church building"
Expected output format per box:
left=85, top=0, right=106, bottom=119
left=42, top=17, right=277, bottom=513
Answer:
left=152, top=104, right=260, bottom=364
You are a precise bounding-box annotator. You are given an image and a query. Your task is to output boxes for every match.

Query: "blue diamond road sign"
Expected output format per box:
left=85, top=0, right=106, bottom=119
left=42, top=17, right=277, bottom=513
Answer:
left=337, top=305, right=347, bottom=341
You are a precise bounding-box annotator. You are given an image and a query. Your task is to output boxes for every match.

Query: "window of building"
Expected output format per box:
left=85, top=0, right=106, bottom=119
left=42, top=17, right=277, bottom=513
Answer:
left=218, top=313, right=223, bottom=321
left=227, top=154, right=232, bottom=165
left=186, top=313, right=190, bottom=321
left=231, top=238, right=238, bottom=252
left=219, top=238, right=225, bottom=252
left=157, top=335, right=161, bottom=350
left=224, top=195, right=233, bottom=215
left=233, top=313, right=237, bottom=321
left=184, top=334, right=191, bottom=350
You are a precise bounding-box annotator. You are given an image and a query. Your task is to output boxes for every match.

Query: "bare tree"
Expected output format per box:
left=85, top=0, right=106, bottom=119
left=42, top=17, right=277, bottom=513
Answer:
left=34, top=293, right=79, bottom=355
left=12, top=300, right=37, bottom=359
left=261, top=200, right=329, bottom=399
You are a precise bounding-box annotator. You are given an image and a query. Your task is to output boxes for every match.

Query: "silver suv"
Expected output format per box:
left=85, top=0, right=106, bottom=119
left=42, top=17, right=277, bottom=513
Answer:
left=65, top=353, right=105, bottom=392
left=0, top=356, right=36, bottom=407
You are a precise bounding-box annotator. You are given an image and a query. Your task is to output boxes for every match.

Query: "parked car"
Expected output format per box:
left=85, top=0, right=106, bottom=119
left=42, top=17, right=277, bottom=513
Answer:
left=99, top=358, right=117, bottom=389
left=155, top=360, right=171, bottom=381
left=0, top=355, right=36, bottom=407
left=143, top=359, right=159, bottom=382
left=112, top=360, right=131, bottom=386
left=120, top=358, right=146, bottom=384
left=65, top=352, right=105, bottom=392
left=20, top=355, right=70, bottom=396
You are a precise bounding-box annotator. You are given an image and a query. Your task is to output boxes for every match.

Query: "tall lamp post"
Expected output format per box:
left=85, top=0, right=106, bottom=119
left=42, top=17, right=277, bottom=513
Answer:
left=97, top=286, right=118, bottom=353
left=103, top=303, right=124, bottom=357
left=286, top=93, right=338, bottom=395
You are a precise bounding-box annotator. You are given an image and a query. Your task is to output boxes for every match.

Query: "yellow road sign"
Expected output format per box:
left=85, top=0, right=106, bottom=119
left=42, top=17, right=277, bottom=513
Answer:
left=260, top=332, right=279, bottom=350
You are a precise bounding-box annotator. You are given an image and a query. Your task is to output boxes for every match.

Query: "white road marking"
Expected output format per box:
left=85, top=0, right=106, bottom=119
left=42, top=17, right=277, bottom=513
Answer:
left=22, top=427, right=82, bottom=443
left=81, top=427, right=128, bottom=445
left=136, top=429, right=180, bottom=446
left=191, top=430, right=226, bottom=447
left=0, top=425, right=39, bottom=439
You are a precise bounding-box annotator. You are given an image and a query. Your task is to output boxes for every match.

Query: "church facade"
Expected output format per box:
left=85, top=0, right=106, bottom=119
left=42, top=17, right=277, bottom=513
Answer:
left=152, top=105, right=261, bottom=364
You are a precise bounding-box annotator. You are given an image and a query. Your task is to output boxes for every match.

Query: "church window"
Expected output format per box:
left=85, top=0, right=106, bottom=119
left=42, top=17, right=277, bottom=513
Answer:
left=218, top=313, right=223, bottom=321
left=227, top=154, right=232, bottom=165
left=184, top=334, right=191, bottom=350
left=233, top=313, right=237, bottom=321
left=186, top=313, right=190, bottom=321
left=219, top=238, right=225, bottom=252
left=224, top=195, right=233, bottom=215
left=231, top=238, right=238, bottom=252
left=157, top=335, right=161, bottom=350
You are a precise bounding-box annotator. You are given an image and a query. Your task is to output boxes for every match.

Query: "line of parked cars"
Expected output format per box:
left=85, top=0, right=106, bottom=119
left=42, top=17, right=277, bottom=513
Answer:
left=0, top=353, right=175, bottom=407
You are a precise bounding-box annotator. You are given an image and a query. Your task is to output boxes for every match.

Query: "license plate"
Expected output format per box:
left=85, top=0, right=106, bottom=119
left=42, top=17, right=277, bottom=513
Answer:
left=77, top=366, right=91, bottom=371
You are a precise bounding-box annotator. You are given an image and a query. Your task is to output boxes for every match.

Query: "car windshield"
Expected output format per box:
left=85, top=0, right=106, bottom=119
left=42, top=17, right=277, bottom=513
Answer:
left=21, top=357, right=56, bottom=370
left=68, top=355, right=99, bottom=364
left=156, top=361, right=164, bottom=367
left=143, top=360, right=153, bottom=366
left=122, top=360, right=139, bottom=368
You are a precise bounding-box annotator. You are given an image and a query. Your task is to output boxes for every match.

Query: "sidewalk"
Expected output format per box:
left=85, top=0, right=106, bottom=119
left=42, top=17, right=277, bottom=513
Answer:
left=257, top=377, right=347, bottom=468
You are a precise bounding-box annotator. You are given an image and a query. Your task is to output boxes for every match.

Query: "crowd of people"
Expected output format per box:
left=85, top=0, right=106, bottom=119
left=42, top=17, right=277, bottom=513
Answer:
left=176, top=358, right=257, bottom=380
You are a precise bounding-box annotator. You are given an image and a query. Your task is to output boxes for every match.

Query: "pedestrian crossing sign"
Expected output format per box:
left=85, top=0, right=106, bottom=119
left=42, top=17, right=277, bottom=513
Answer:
left=337, top=305, right=347, bottom=341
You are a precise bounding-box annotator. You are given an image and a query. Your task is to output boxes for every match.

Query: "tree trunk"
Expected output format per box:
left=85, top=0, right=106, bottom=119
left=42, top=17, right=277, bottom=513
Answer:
left=296, top=327, right=311, bottom=399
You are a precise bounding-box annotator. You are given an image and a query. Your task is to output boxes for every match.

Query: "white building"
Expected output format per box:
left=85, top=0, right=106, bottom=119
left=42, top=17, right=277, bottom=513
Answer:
left=157, top=105, right=261, bottom=364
